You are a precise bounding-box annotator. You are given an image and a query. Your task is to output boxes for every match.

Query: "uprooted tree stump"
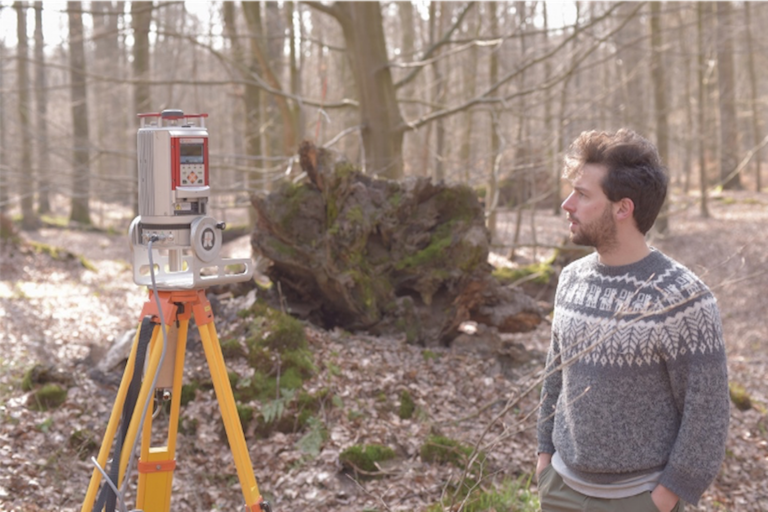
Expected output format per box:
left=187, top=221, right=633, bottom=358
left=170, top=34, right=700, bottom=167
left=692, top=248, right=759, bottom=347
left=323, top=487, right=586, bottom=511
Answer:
left=250, top=141, right=542, bottom=345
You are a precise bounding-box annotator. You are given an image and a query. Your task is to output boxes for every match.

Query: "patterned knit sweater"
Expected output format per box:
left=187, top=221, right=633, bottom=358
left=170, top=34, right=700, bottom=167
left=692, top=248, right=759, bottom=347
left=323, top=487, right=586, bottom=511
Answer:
left=537, top=249, right=729, bottom=506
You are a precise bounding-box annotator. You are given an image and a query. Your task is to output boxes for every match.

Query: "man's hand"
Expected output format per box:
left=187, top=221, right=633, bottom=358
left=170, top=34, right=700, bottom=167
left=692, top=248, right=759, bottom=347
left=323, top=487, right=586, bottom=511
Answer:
left=650, top=484, right=679, bottom=512
left=536, top=453, right=552, bottom=480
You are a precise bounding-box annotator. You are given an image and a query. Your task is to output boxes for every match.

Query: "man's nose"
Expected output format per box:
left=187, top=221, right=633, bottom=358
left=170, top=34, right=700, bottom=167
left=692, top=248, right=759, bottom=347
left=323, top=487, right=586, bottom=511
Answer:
left=562, top=192, right=575, bottom=212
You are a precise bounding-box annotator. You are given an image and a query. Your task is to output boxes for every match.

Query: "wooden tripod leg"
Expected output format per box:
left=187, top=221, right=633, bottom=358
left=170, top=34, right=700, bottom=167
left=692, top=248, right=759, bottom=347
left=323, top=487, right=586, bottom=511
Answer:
left=198, top=319, right=266, bottom=511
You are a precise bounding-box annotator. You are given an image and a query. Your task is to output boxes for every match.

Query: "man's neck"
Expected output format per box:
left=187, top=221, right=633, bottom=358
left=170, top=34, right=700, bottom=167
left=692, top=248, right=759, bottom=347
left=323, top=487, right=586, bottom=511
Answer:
left=597, top=235, right=650, bottom=267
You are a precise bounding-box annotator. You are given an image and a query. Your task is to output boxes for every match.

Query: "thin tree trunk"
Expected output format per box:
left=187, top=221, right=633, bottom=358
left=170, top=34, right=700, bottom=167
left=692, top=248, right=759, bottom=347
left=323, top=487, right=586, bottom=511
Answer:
left=34, top=1, right=50, bottom=214
left=68, top=1, right=91, bottom=225
left=286, top=1, right=302, bottom=143
left=650, top=2, right=669, bottom=234
left=131, top=1, right=152, bottom=216
left=697, top=3, right=710, bottom=218
left=16, top=2, right=37, bottom=229
left=310, top=1, right=405, bottom=178
left=616, top=2, right=646, bottom=130
left=715, top=1, right=742, bottom=190
left=0, top=43, right=6, bottom=215
left=460, top=8, right=479, bottom=184
left=743, top=2, right=762, bottom=192
left=242, top=1, right=297, bottom=156
left=430, top=2, right=446, bottom=181
left=486, top=1, right=500, bottom=241
left=544, top=3, right=559, bottom=215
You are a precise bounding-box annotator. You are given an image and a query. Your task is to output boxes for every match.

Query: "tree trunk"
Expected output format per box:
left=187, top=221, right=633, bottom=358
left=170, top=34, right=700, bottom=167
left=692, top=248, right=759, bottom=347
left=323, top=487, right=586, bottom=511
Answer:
left=459, top=8, right=479, bottom=184
left=286, top=1, right=302, bottom=143
left=238, top=0, right=270, bottom=218
left=16, top=1, right=38, bottom=230
left=34, top=1, right=50, bottom=214
left=697, top=2, right=710, bottom=218
left=544, top=3, right=559, bottom=215
left=68, top=1, right=91, bottom=225
left=0, top=43, right=6, bottom=215
left=616, top=2, right=646, bottom=130
left=715, top=1, right=742, bottom=190
left=743, top=2, right=762, bottom=192
left=486, top=1, right=500, bottom=241
left=430, top=2, right=446, bottom=181
left=650, top=2, right=670, bottom=234
left=312, top=2, right=405, bottom=179
left=131, top=1, right=152, bottom=216
left=242, top=1, right=297, bottom=156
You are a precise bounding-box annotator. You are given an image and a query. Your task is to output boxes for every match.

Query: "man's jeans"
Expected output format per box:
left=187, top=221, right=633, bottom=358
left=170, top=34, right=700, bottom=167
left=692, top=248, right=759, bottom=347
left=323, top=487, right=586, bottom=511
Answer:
left=538, top=465, right=684, bottom=512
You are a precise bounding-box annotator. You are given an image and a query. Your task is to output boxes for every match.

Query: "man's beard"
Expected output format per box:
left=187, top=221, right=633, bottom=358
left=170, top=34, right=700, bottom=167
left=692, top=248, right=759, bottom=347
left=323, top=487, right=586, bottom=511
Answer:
left=569, top=204, right=618, bottom=252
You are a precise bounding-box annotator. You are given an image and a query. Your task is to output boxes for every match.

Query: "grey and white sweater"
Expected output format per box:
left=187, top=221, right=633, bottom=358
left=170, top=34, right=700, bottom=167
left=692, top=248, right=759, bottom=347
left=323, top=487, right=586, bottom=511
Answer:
left=537, top=249, right=729, bottom=506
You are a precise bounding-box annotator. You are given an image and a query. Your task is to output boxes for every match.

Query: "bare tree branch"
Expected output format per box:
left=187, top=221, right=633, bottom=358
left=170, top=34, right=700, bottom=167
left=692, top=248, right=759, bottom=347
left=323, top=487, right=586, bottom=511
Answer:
left=400, top=2, right=642, bottom=132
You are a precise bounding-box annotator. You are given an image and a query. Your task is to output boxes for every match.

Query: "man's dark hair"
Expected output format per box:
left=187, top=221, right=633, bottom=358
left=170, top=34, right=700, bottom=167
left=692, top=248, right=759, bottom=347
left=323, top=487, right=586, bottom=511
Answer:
left=563, top=129, right=668, bottom=234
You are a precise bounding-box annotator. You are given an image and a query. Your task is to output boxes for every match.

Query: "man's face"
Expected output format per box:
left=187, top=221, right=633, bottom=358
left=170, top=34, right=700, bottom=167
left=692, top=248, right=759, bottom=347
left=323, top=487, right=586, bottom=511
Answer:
left=561, top=163, right=618, bottom=252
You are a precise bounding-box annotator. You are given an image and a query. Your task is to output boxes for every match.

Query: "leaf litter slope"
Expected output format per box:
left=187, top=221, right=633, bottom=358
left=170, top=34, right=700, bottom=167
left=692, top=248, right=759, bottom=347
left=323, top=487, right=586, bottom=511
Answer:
left=0, top=191, right=766, bottom=511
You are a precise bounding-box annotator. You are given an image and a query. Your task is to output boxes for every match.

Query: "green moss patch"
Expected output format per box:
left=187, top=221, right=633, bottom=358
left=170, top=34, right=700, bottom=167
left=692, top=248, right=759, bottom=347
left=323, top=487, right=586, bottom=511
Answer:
left=729, top=381, right=753, bottom=411
left=398, top=389, right=416, bottom=420
left=493, top=260, right=555, bottom=286
left=339, top=443, right=396, bottom=478
left=233, top=303, right=315, bottom=404
left=69, top=429, right=99, bottom=461
left=421, top=434, right=486, bottom=472
left=28, top=383, right=68, bottom=411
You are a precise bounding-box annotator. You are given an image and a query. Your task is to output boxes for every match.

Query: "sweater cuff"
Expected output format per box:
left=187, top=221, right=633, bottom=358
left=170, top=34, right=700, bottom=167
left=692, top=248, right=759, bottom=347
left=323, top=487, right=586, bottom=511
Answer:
left=537, top=441, right=555, bottom=456
left=659, top=464, right=706, bottom=506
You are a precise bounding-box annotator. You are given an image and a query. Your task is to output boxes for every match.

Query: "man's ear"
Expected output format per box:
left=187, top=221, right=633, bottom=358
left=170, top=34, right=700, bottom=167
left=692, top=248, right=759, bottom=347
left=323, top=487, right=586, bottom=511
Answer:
left=614, top=198, right=635, bottom=221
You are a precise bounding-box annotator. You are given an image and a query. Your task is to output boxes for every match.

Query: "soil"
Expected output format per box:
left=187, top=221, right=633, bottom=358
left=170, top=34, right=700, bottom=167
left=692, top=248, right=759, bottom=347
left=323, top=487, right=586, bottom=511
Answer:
left=1, top=190, right=767, bottom=511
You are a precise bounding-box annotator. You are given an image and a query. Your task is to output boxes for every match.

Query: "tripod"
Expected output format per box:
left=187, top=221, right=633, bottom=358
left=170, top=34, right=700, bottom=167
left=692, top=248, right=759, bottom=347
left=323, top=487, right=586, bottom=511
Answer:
left=81, top=288, right=270, bottom=512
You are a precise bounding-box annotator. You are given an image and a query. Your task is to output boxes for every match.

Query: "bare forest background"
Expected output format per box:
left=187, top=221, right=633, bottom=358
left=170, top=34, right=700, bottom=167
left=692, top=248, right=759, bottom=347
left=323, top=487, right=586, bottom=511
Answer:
left=1, top=0, right=766, bottom=238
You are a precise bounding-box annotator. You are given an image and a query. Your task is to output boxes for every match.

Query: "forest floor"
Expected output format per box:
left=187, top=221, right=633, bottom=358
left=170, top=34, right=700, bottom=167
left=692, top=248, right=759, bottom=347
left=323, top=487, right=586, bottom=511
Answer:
left=1, top=191, right=767, bottom=512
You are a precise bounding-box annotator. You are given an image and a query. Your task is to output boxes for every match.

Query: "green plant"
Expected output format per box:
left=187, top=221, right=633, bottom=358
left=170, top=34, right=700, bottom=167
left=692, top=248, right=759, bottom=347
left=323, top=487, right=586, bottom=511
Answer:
left=729, top=381, right=753, bottom=411
left=297, top=416, right=327, bottom=457
left=28, top=383, right=68, bottom=411
left=69, top=429, right=99, bottom=460
left=426, top=475, right=539, bottom=512
left=339, top=443, right=396, bottom=478
left=398, top=389, right=416, bottom=420
left=262, top=389, right=296, bottom=424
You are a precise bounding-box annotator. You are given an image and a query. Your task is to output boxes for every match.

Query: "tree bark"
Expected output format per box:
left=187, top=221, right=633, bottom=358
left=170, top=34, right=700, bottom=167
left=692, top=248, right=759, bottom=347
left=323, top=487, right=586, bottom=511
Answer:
left=131, top=1, right=152, bottom=216
left=34, top=1, right=50, bottom=214
left=309, top=1, right=406, bottom=179
left=251, top=141, right=542, bottom=344
left=715, top=1, right=742, bottom=190
left=743, top=2, right=762, bottom=192
left=242, top=1, right=298, bottom=156
left=697, top=2, right=710, bottom=218
left=650, top=2, right=669, bottom=234
left=616, top=2, right=646, bottom=130
left=0, top=43, right=6, bottom=215
left=68, top=1, right=91, bottom=225
left=486, top=1, right=500, bottom=242
left=16, top=1, right=38, bottom=230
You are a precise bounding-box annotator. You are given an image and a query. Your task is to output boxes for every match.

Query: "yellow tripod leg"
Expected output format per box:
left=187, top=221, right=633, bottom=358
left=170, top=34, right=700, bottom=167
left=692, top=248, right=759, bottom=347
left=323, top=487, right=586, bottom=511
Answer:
left=117, top=324, right=165, bottom=482
left=198, top=320, right=265, bottom=511
left=136, top=319, right=189, bottom=512
left=81, top=327, right=142, bottom=512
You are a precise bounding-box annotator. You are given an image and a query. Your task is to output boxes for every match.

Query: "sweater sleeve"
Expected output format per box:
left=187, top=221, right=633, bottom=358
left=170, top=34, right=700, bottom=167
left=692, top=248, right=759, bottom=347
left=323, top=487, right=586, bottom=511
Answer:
left=537, top=329, right=562, bottom=455
left=657, top=295, right=729, bottom=506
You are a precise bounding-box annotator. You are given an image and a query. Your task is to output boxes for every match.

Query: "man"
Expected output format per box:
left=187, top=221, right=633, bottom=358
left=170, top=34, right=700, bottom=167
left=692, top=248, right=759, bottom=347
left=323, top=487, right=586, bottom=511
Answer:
left=536, top=129, right=729, bottom=512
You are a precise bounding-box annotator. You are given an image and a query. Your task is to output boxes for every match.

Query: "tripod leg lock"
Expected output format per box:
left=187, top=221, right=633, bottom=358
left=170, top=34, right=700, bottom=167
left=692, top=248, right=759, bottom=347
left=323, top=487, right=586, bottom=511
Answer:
left=248, top=500, right=272, bottom=512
